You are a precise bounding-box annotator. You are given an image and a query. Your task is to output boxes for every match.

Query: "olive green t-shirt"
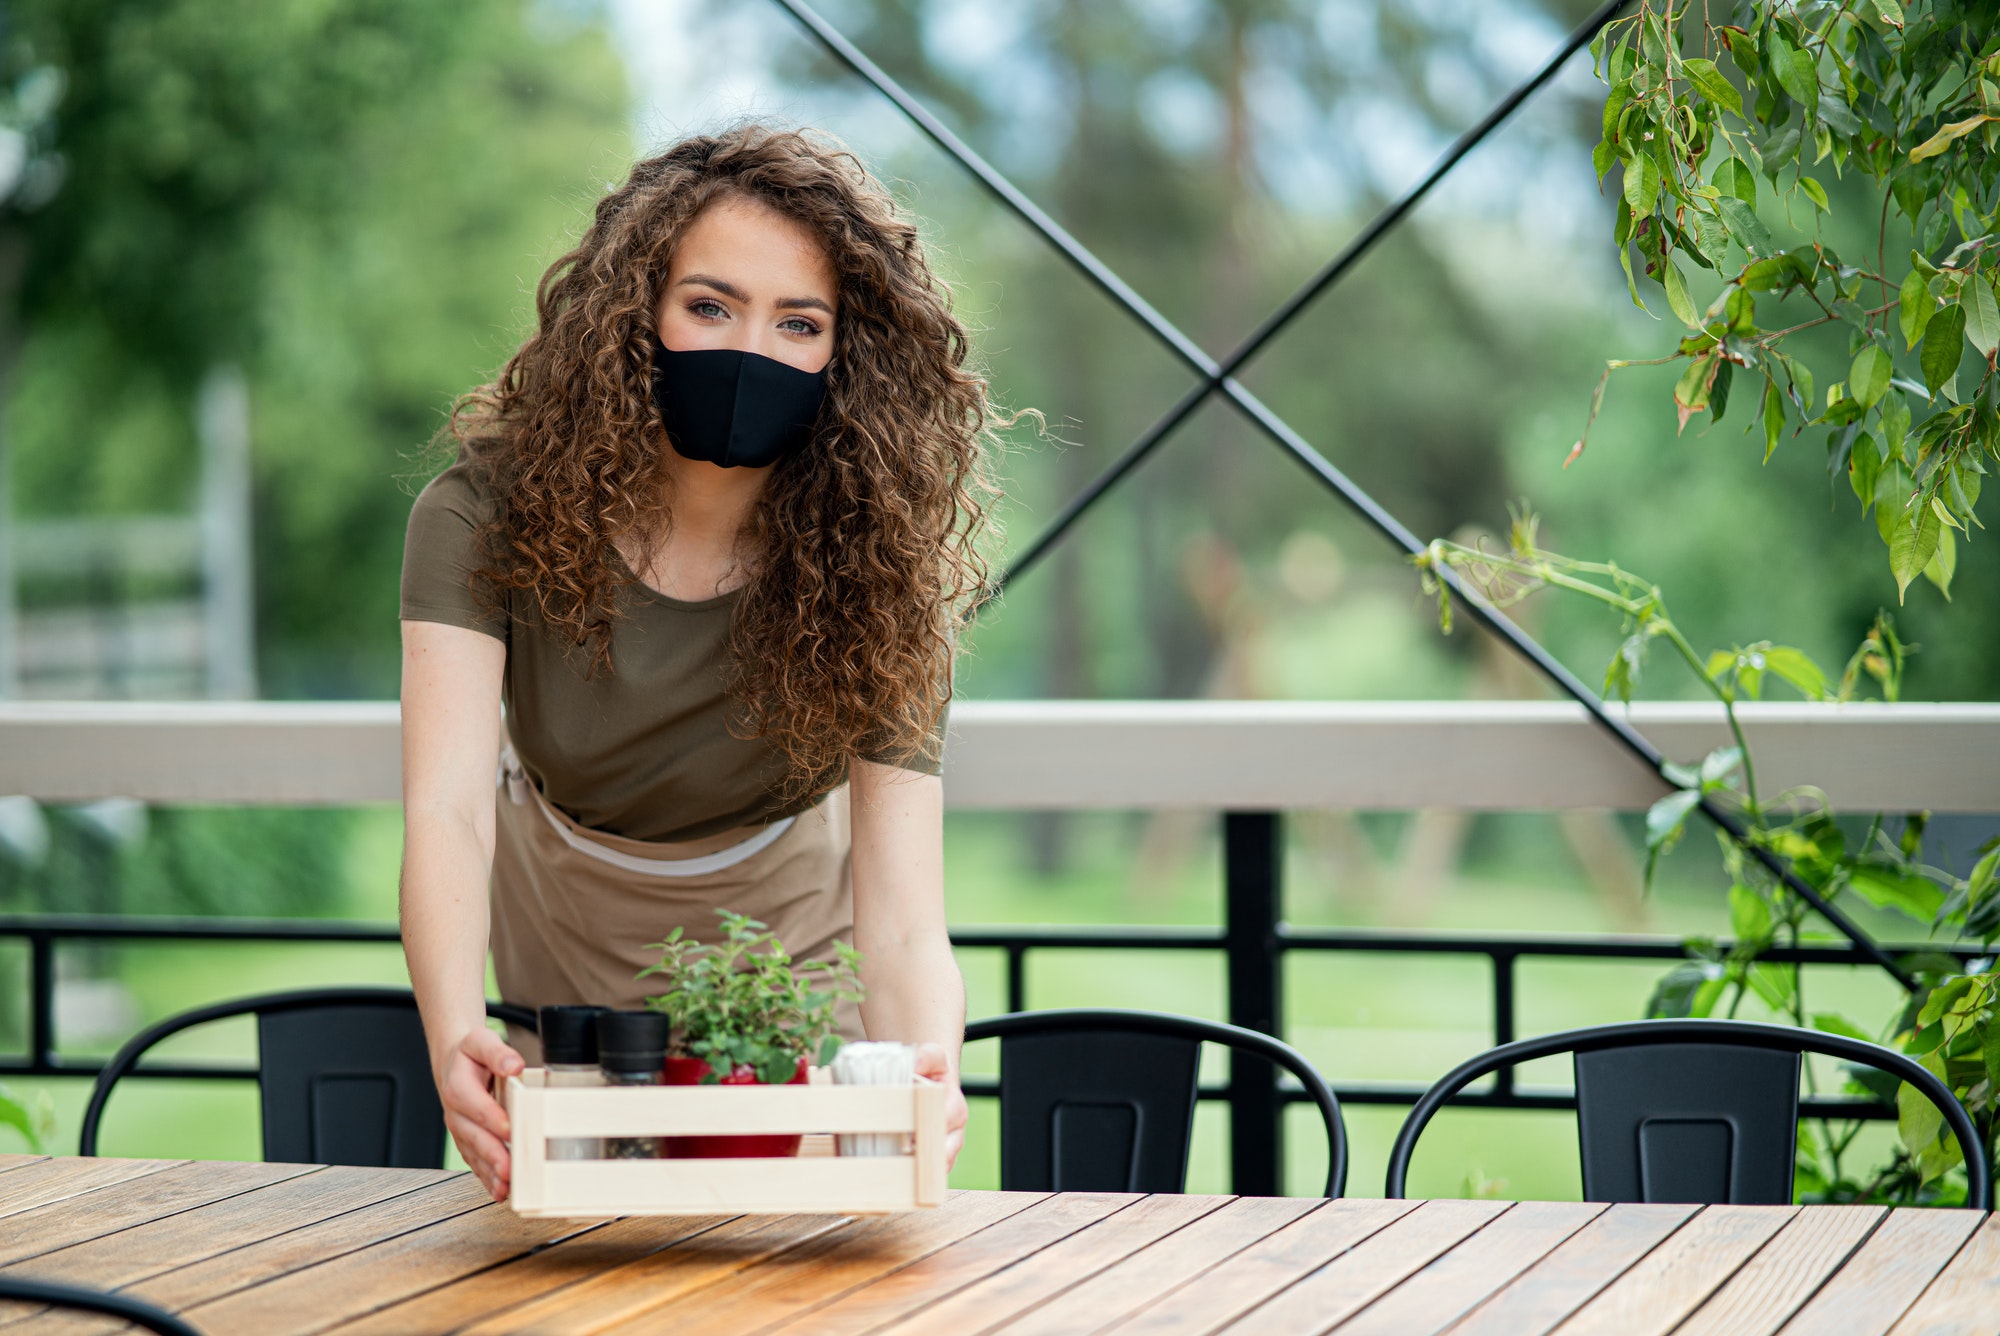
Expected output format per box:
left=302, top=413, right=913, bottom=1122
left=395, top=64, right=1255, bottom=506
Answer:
left=400, top=456, right=946, bottom=843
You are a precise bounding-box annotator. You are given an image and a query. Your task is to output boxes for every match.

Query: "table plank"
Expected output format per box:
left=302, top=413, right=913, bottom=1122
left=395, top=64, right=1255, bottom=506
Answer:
left=1887, top=1212, right=2000, bottom=1335
left=1332, top=1201, right=1605, bottom=1336
left=1673, top=1205, right=1885, bottom=1336
left=115, top=1172, right=489, bottom=1319
left=0, top=1160, right=313, bottom=1268
left=1446, top=1204, right=1695, bottom=1336
left=0, top=1158, right=182, bottom=1223
left=1551, top=1206, right=1796, bottom=1336
left=998, top=1197, right=1322, bottom=1336
left=602, top=1191, right=1051, bottom=1336
left=0, top=1158, right=47, bottom=1176
left=179, top=1195, right=611, bottom=1335
left=1222, top=1198, right=1512, bottom=1334
left=0, top=1165, right=452, bottom=1334
left=324, top=1212, right=738, bottom=1334
left=752, top=1192, right=1138, bottom=1336
left=853, top=1193, right=1230, bottom=1336
left=455, top=1213, right=856, bottom=1336
left=1776, top=1208, right=1984, bottom=1336
left=1096, top=1197, right=1421, bottom=1334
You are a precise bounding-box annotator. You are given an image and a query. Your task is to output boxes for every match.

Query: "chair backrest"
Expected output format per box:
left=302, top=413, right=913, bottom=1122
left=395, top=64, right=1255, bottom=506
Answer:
left=81, top=987, right=533, bottom=1168
left=963, top=1008, right=1347, bottom=1197
left=0, top=1275, right=203, bottom=1335
left=1574, top=1041, right=1800, bottom=1204
left=1385, top=1018, right=1991, bottom=1209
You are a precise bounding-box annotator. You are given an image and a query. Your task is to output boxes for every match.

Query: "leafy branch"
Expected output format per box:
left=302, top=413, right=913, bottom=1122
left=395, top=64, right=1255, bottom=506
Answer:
left=1580, top=0, right=1999, bottom=601
left=1416, top=510, right=2000, bottom=1201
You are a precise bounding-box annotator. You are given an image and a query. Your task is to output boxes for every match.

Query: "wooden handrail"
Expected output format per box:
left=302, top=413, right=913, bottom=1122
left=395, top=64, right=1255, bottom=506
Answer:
left=0, top=698, right=1993, bottom=811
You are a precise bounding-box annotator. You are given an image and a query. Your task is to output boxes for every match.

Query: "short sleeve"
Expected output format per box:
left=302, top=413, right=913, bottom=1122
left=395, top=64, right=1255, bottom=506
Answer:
left=858, top=695, right=951, bottom=776
left=400, top=457, right=508, bottom=641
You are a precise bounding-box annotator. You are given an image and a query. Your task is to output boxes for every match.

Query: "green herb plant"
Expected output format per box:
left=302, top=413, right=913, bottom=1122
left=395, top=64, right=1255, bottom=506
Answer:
left=1576, top=0, right=2000, bottom=601
left=640, top=910, right=864, bottom=1086
left=1418, top=512, right=2000, bottom=1204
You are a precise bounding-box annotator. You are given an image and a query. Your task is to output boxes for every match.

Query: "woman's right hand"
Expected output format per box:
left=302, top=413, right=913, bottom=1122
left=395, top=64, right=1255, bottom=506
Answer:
left=437, top=1027, right=525, bottom=1201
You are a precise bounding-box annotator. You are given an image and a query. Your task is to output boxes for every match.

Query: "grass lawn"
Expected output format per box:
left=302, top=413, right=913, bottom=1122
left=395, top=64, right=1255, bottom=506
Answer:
left=3, top=804, right=1924, bottom=1199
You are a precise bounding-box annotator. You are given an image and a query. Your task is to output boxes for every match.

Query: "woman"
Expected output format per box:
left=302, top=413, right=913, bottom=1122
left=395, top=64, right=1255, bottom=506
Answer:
left=399, top=125, right=999, bottom=1200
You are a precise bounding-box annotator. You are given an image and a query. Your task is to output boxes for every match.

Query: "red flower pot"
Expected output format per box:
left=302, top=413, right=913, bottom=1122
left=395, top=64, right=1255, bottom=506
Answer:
left=661, top=1053, right=809, bottom=1158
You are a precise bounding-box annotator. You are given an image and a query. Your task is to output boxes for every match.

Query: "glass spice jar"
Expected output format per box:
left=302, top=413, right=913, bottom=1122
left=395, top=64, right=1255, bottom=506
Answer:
left=595, top=1009, right=670, bottom=1159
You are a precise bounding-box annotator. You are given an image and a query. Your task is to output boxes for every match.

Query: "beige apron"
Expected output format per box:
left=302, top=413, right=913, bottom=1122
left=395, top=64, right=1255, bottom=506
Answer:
left=490, top=749, right=863, bottom=1062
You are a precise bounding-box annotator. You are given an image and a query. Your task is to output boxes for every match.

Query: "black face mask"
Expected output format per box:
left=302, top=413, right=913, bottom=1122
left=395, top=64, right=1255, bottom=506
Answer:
left=649, top=338, right=828, bottom=469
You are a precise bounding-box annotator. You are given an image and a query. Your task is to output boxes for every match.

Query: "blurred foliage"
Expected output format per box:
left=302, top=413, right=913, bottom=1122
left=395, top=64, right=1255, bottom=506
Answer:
left=0, top=804, right=356, bottom=917
left=1, top=0, right=631, bottom=697
left=1581, top=1, right=2000, bottom=600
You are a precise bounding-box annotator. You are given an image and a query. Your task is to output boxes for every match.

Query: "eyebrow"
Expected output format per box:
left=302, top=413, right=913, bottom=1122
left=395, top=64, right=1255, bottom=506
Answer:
left=675, top=274, right=834, bottom=317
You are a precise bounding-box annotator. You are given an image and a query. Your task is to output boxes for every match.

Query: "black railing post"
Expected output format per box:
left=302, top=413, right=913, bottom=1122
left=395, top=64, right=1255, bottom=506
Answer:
left=29, top=928, right=56, bottom=1073
left=1491, top=948, right=1517, bottom=1098
left=1224, top=811, right=1283, bottom=1195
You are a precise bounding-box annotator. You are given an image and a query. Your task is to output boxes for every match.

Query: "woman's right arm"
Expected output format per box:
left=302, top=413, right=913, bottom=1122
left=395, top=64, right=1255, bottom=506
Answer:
left=399, top=617, right=520, bottom=1200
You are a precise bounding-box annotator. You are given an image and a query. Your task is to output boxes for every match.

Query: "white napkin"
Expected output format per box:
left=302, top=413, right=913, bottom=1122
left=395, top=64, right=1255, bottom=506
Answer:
left=831, top=1042, right=917, bottom=1157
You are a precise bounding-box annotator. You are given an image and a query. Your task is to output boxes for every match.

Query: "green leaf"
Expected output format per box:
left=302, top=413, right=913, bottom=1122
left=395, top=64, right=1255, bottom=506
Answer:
left=1849, top=345, right=1893, bottom=410
left=1772, top=36, right=1819, bottom=115
left=1967, top=276, right=2000, bottom=359
left=1924, top=521, right=1956, bottom=599
left=0, top=1088, right=47, bottom=1155
left=1748, top=962, right=1796, bottom=1012
left=1715, top=197, right=1774, bottom=257
left=1680, top=57, right=1743, bottom=117
left=1645, top=788, right=1703, bottom=876
left=1850, top=431, right=1882, bottom=509
left=1799, top=175, right=1830, bottom=212
left=1712, top=157, right=1756, bottom=204
left=1890, top=498, right=1941, bottom=603
left=1868, top=0, right=1904, bottom=26
left=1700, top=745, right=1744, bottom=787
left=1910, top=114, right=2000, bottom=163
left=1762, top=378, right=1785, bottom=459
left=1811, top=1012, right=1875, bottom=1043
left=1848, top=864, right=1946, bottom=920
left=1618, top=244, right=1649, bottom=312
left=1648, top=959, right=1724, bottom=1019
left=1899, top=270, right=1934, bottom=349
left=1662, top=260, right=1699, bottom=328
left=1623, top=155, right=1661, bottom=215
left=1922, top=301, right=1966, bottom=394
left=1763, top=646, right=1828, bottom=699
left=1730, top=884, right=1772, bottom=942
left=1899, top=1075, right=1946, bottom=1176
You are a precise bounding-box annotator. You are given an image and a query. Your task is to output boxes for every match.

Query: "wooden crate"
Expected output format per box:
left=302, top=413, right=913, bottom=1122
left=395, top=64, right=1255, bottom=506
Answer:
left=504, top=1067, right=947, bottom=1218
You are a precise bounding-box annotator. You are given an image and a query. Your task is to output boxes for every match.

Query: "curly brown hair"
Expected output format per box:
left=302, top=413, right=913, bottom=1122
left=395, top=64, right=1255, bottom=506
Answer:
left=444, top=125, right=1006, bottom=796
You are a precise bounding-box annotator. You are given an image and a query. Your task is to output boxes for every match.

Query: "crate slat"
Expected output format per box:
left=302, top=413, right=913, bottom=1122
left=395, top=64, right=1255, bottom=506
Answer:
left=529, top=1083, right=919, bottom=1138
left=514, top=1155, right=919, bottom=1218
left=503, top=1069, right=946, bottom=1218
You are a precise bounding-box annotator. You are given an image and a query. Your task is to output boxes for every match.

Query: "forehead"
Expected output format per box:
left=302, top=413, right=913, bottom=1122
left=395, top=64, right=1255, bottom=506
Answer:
left=667, top=194, right=836, bottom=294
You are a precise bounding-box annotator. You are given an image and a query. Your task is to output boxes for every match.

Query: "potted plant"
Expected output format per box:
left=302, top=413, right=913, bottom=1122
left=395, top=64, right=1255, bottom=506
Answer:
left=639, top=909, right=863, bottom=1158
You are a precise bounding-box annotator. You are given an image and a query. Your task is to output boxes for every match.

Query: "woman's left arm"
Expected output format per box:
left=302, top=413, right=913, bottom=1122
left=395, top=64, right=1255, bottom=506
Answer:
left=848, top=758, right=967, bottom=1168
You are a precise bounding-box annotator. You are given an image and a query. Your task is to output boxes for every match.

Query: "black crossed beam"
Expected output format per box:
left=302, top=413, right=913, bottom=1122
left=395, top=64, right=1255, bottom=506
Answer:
left=772, top=0, right=1913, bottom=988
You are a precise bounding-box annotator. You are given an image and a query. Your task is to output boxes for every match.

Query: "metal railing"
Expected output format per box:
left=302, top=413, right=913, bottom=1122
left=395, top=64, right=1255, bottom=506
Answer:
left=6, top=820, right=1985, bottom=1194
left=5, top=699, right=1997, bottom=1191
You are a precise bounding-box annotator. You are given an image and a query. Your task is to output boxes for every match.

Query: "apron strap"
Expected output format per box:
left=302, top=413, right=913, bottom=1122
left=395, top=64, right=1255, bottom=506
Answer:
left=499, top=746, right=795, bottom=878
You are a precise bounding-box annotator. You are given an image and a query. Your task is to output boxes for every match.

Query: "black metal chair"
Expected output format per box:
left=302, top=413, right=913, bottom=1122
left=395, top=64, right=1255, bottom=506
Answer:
left=1385, top=1018, right=1991, bottom=1209
left=963, top=1008, right=1347, bottom=1197
left=80, top=986, right=535, bottom=1168
left=0, top=1276, right=203, bottom=1335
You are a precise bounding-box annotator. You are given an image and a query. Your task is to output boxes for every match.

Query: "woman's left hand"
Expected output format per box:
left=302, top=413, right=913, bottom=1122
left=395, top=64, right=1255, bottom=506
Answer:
left=914, top=1041, right=967, bottom=1169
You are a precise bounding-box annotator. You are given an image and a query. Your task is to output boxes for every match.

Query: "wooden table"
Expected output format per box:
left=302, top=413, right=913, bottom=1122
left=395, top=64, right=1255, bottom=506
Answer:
left=0, top=1155, right=1993, bottom=1334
